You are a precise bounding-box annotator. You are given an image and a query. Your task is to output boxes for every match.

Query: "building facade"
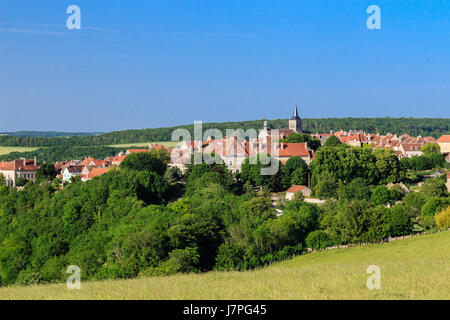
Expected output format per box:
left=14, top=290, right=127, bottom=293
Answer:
left=0, top=158, right=40, bottom=187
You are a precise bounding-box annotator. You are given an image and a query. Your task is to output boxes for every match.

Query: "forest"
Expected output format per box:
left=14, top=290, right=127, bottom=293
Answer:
left=0, top=143, right=448, bottom=286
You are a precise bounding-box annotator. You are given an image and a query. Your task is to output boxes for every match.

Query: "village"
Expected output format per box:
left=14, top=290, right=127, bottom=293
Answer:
left=1, top=107, right=450, bottom=194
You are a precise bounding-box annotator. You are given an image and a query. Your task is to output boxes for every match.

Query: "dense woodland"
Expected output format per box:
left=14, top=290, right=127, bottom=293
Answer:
left=0, top=142, right=448, bottom=286
left=0, top=117, right=448, bottom=147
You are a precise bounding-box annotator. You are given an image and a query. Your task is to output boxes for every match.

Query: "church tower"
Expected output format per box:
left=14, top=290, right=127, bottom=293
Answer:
left=289, top=104, right=302, bottom=133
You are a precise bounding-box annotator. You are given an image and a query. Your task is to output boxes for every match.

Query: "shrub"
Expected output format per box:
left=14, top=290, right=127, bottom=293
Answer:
left=306, top=230, right=333, bottom=250
left=435, top=206, right=450, bottom=230
left=420, top=215, right=437, bottom=231
left=140, top=247, right=199, bottom=277
left=382, top=205, right=413, bottom=237
left=421, top=197, right=450, bottom=217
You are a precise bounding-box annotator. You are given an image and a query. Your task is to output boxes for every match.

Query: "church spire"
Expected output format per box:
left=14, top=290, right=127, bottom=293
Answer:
left=290, top=104, right=300, bottom=120
left=289, top=104, right=303, bottom=133
left=293, top=104, right=298, bottom=118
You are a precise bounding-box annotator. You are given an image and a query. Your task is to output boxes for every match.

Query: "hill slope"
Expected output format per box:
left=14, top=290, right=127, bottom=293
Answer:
left=0, top=231, right=448, bottom=300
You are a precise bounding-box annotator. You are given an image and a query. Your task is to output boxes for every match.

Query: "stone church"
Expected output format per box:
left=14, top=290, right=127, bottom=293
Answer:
left=289, top=104, right=303, bottom=133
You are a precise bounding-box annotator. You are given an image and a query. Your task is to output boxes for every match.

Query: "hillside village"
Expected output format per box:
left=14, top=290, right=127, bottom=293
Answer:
left=1, top=107, right=450, bottom=192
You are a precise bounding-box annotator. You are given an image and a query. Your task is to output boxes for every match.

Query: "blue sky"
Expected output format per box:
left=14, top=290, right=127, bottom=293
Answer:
left=0, top=0, right=449, bottom=132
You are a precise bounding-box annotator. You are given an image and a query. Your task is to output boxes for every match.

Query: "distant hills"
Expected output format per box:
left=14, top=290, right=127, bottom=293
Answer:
left=0, top=131, right=103, bottom=138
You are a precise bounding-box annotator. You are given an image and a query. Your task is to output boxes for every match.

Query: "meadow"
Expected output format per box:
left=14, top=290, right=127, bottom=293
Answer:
left=0, top=146, right=38, bottom=156
left=0, top=231, right=448, bottom=300
left=109, top=141, right=179, bottom=149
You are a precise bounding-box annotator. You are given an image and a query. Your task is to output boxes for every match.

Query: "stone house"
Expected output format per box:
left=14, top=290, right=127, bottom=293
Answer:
left=0, top=158, right=40, bottom=187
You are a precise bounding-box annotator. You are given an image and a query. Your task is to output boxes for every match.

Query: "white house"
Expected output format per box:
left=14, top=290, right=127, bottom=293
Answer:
left=62, top=165, right=84, bottom=182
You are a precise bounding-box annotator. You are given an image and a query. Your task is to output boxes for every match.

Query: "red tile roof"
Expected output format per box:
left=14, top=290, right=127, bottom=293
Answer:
left=0, top=159, right=39, bottom=171
left=437, top=135, right=450, bottom=143
left=65, top=165, right=84, bottom=174
left=277, top=143, right=309, bottom=157
left=127, top=149, right=148, bottom=154
left=88, top=167, right=109, bottom=179
left=149, top=143, right=168, bottom=151
left=286, top=185, right=308, bottom=193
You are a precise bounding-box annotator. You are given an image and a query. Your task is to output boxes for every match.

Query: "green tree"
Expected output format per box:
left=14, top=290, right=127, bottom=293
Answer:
left=421, top=197, right=450, bottom=217
left=15, top=177, right=28, bottom=187
left=371, top=185, right=392, bottom=205
left=420, top=178, right=447, bottom=199
left=420, top=143, right=440, bottom=155
left=337, top=178, right=371, bottom=201
left=383, top=205, right=413, bottom=237
left=282, top=156, right=308, bottom=188
left=373, top=148, right=403, bottom=183
left=241, top=155, right=283, bottom=191
left=36, top=163, right=56, bottom=182
left=314, top=171, right=337, bottom=199
left=323, top=135, right=341, bottom=147
left=120, top=152, right=167, bottom=175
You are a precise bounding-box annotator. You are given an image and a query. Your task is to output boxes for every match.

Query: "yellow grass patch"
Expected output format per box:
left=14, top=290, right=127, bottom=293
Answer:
left=109, top=141, right=179, bottom=149
left=0, top=147, right=39, bottom=156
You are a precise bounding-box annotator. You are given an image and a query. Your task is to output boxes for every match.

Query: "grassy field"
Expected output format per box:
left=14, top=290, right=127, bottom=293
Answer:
left=109, top=141, right=179, bottom=149
left=0, top=231, right=448, bottom=300
left=0, top=146, right=39, bottom=156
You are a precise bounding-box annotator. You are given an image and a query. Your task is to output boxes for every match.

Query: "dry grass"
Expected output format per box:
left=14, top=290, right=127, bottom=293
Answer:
left=0, top=147, right=39, bottom=156
left=0, top=231, right=448, bottom=300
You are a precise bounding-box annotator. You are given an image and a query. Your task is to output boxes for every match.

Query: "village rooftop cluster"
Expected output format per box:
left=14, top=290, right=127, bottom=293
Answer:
left=1, top=107, right=450, bottom=190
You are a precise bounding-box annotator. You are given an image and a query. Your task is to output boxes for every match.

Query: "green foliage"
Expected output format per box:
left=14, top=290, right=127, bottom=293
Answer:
left=337, top=178, right=371, bottom=201
left=241, top=155, right=283, bottom=191
left=281, top=156, right=308, bottom=188
left=421, top=197, right=450, bottom=217
left=15, top=177, right=29, bottom=187
left=313, top=171, right=338, bottom=199
left=141, top=247, right=200, bottom=276
left=120, top=152, right=167, bottom=175
left=371, top=185, right=403, bottom=206
left=400, top=153, right=445, bottom=171
left=0, top=135, right=439, bottom=287
left=36, top=163, right=57, bottom=182
left=164, top=166, right=183, bottom=184
left=305, top=230, right=334, bottom=250
left=420, top=143, right=440, bottom=155
left=420, top=178, right=448, bottom=199
left=311, top=146, right=403, bottom=197
left=382, top=205, right=413, bottom=237
left=323, top=135, right=342, bottom=147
